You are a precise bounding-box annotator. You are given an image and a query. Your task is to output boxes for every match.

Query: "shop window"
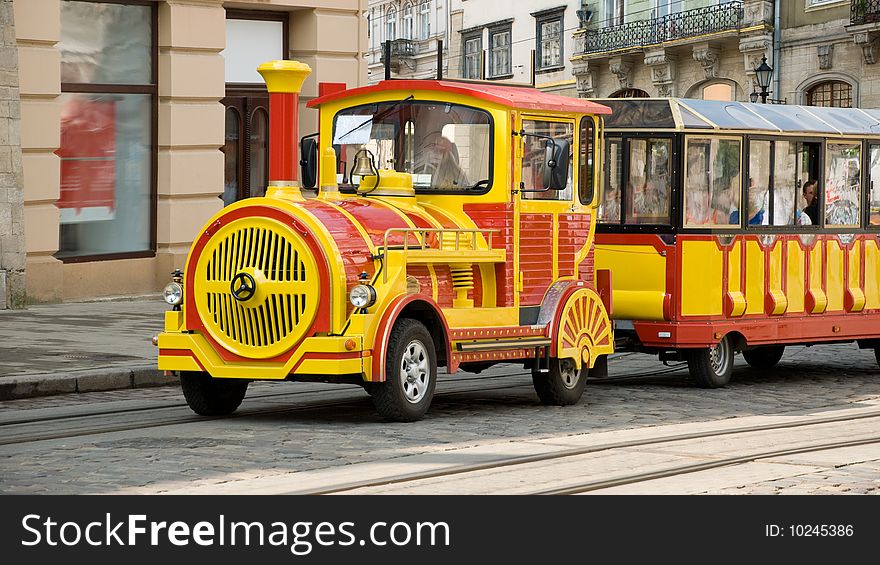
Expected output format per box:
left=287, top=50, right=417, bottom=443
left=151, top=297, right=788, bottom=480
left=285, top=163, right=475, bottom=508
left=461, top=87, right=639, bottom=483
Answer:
left=625, top=138, right=672, bottom=224
left=806, top=80, right=853, bottom=108
left=522, top=120, right=574, bottom=201
left=684, top=137, right=742, bottom=227
left=57, top=0, right=156, bottom=260
left=825, top=142, right=862, bottom=227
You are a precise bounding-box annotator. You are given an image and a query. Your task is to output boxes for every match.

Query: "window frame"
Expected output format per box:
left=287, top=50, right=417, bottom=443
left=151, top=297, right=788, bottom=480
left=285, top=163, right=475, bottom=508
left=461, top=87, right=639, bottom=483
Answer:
left=519, top=115, right=576, bottom=203
left=58, top=0, right=158, bottom=263
left=867, top=142, right=880, bottom=230
left=534, top=8, right=565, bottom=72
left=579, top=116, right=596, bottom=205
left=823, top=139, right=864, bottom=229
left=461, top=31, right=483, bottom=80
left=806, top=80, right=853, bottom=108
left=487, top=23, right=513, bottom=79
left=682, top=134, right=744, bottom=230
left=419, top=1, right=431, bottom=40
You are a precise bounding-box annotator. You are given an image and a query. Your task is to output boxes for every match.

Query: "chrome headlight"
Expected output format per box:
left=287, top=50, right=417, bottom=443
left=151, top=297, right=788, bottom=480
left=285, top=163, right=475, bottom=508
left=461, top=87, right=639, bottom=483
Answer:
left=163, top=282, right=183, bottom=306
left=349, top=284, right=377, bottom=308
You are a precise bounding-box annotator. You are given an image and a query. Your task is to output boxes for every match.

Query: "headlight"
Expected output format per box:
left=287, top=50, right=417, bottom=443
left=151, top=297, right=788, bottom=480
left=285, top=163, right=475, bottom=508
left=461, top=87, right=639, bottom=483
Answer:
left=163, top=282, right=183, bottom=306
left=349, top=284, right=377, bottom=308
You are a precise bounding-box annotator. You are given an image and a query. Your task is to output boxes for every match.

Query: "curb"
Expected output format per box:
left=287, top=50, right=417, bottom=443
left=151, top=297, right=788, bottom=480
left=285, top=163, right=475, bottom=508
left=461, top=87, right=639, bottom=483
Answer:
left=0, top=366, right=180, bottom=401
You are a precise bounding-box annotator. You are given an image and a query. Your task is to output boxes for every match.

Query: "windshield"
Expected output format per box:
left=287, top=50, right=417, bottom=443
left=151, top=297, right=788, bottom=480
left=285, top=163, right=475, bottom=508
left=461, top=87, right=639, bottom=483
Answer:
left=332, top=101, right=492, bottom=192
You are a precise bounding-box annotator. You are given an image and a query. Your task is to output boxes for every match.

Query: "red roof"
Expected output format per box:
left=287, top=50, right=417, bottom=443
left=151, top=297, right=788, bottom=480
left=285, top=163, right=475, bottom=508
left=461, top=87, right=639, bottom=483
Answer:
left=307, top=79, right=612, bottom=115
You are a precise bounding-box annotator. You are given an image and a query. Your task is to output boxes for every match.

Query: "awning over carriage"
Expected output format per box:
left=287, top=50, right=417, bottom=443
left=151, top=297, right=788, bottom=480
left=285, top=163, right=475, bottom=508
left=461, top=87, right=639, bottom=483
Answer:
left=600, top=98, right=880, bottom=136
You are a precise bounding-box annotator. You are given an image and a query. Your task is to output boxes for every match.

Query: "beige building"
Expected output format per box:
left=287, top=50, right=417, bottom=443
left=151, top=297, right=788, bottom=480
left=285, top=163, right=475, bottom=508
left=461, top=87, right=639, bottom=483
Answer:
left=3, top=0, right=367, bottom=305
left=366, top=0, right=449, bottom=83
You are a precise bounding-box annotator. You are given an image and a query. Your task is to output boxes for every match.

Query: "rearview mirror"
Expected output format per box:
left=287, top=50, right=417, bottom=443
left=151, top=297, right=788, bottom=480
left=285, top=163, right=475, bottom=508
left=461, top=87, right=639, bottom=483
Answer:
left=542, top=139, right=570, bottom=191
left=300, top=136, right=318, bottom=189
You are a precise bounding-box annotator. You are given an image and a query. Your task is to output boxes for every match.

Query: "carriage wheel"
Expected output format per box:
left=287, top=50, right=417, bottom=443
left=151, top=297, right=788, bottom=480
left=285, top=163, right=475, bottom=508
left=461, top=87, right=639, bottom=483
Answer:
left=371, top=318, right=437, bottom=422
left=875, top=347, right=880, bottom=370
left=686, top=334, right=734, bottom=388
left=532, top=357, right=588, bottom=406
left=742, top=345, right=785, bottom=369
left=180, top=371, right=249, bottom=416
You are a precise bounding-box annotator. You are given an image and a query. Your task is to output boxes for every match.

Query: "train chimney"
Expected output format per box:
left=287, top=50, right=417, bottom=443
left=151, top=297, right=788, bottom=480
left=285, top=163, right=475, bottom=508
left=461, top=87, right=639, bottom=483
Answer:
left=257, top=60, right=312, bottom=200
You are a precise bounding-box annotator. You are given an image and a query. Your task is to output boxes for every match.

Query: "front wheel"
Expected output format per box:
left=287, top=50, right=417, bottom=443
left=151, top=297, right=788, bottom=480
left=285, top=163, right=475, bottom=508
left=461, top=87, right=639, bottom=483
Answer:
left=180, top=371, right=249, bottom=416
left=686, top=335, right=734, bottom=388
left=532, top=357, right=588, bottom=406
left=371, top=319, right=437, bottom=422
left=742, top=345, right=785, bottom=369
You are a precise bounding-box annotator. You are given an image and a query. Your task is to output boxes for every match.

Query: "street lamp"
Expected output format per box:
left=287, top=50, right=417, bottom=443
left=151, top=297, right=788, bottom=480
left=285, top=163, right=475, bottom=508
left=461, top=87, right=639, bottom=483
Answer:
left=752, top=55, right=773, bottom=104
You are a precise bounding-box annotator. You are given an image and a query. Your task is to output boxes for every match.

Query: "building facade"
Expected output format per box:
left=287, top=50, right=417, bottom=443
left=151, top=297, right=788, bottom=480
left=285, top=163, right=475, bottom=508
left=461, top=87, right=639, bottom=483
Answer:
left=366, top=0, right=449, bottom=83
left=4, top=0, right=367, bottom=304
left=446, top=0, right=581, bottom=95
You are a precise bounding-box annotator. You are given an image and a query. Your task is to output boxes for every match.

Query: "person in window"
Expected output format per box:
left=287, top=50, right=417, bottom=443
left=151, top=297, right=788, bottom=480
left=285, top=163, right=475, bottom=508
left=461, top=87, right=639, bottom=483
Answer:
left=711, top=184, right=739, bottom=225
left=747, top=177, right=767, bottom=225
left=412, top=107, right=469, bottom=189
left=801, top=179, right=819, bottom=225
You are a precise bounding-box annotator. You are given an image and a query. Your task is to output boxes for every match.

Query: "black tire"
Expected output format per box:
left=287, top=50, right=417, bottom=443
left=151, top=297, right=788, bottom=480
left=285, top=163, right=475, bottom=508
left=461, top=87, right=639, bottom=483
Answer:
left=180, top=371, right=249, bottom=416
left=686, top=334, right=734, bottom=388
left=371, top=319, right=437, bottom=422
left=532, top=357, right=588, bottom=406
left=875, top=347, right=880, bottom=369
left=742, top=345, right=785, bottom=369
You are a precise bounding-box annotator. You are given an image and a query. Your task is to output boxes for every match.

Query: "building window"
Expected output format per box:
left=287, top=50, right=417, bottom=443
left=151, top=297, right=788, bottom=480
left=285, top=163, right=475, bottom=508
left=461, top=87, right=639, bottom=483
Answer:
left=57, top=0, right=156, bottom=260
left=536, top=10, right=563, bottom=70
left=488, top=25, right=511, bottom=78
left=386, top=7, right=397, bottom=41
left=702, top=83, right=733, bottom=101
left=462, top=32, right=482, bottom=79
left=420, top=1, right=431, bottom=40
left=605, top=0, right=624, bottom=26
left=403, top=3, right=414, bottom=40
left=610, top=88, right=649, bottom=98
left=806, top=80, right=853, bottom=107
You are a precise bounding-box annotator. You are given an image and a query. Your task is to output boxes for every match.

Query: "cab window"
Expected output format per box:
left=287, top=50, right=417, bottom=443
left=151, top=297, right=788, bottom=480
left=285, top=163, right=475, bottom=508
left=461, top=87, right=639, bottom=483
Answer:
left=521, top=119, right=574, bottom=201
left=579, top=117, right=595, bottom=205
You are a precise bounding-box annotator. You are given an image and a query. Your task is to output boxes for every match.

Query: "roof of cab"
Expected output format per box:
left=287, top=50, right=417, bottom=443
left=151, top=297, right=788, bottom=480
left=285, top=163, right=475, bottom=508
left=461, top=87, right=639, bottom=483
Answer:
left=306, top=79, right=612, bottom=115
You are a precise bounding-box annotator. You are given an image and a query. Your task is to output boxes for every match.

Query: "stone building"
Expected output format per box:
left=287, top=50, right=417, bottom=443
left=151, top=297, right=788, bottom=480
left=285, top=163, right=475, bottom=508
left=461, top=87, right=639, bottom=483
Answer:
left=366, top=0, right=449, bottom=83
left=4, top=0, right=367, bottom=304
left=571, top=0, right=775, bottom=101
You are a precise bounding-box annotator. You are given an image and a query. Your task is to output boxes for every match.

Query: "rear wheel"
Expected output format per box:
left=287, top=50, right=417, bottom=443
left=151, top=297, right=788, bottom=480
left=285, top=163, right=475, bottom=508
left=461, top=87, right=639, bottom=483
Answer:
left=371, top=319, right=437, bottom=422
left=532, top=357, right=588, bottom=406
left=180, top=371, right=249, bottom=416
left=742, top=345, right=785, bottom=369
left=875, top=347, right=880, bottom=369
left=686, top=334, right=734, bottom=388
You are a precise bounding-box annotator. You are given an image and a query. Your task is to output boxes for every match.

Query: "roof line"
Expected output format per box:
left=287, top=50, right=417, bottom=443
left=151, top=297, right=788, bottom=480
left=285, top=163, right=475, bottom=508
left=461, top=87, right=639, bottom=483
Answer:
left=799, top=106, right=843, bottom=135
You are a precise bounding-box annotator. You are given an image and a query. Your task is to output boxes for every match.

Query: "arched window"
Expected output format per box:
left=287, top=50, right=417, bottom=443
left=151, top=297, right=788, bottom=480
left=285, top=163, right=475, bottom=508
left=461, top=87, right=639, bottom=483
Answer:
left=386, top=7, right=396, bottom=41
left=420, top=1, right=431, bottom=40
left=702, top=82, right=733, bottom=101
left=402, top=3, right=414, bottom=40
left=807, top=80, right=853, bottom=107
left=609, top=88, right=649, bottom=98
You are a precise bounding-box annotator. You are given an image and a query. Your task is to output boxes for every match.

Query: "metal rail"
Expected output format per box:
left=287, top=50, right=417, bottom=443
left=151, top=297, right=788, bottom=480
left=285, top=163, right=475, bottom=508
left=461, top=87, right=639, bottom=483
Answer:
left=381, top=227, right=500, bottom=282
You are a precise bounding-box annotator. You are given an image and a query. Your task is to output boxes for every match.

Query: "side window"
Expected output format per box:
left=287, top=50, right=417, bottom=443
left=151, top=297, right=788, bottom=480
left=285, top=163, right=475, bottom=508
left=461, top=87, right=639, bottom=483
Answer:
left=772, top=140, right=797, bottom=225
left=600, top=137, right=622, bottom=222
left=824, top=142, right=861, bottom=227
left=684, top=137, right=742, bottom=227
left=870, top=144, right=880, bottom=226
left=747, top=140, right=771, bottom=226
left=521, top=119, right=574, bottom=201
left=624, top=138, right=671, bottom=224
left=578, top=117, right=595, bottom=205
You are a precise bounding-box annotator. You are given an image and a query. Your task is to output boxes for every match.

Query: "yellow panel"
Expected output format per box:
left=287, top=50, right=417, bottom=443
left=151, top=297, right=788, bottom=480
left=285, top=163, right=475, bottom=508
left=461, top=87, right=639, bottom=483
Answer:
left=158, top=355, right=202, bottom=372
left=595, top=244, right=666, bottom=321
left=786, top=241, right=805, bottom=314
left=726, top=241, right=746, bottom=318
left=846, top=240, right=866, bottom=312
left=866, top=240, right=880, bottom=310
left=826, top=241, right=844, bottom=312
left=808, top=244, right=827, bottom=314
left=681, top=240, right=722, bottom=317
left=296, top=357, right=364, bottom=375
left=767, top=242, right=787, bottom=315
left=745, top=240, right=765, bottom=315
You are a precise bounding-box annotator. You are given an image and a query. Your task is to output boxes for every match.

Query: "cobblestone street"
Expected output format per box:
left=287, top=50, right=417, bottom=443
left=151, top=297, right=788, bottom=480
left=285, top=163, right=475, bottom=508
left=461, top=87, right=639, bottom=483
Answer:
left=1, top=343, right=878, bottom=495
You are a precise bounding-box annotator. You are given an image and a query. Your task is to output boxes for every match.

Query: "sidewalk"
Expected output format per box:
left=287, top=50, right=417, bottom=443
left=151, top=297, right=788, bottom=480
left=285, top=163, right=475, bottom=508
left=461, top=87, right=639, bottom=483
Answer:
left=0, top=297, right=177, bottom=400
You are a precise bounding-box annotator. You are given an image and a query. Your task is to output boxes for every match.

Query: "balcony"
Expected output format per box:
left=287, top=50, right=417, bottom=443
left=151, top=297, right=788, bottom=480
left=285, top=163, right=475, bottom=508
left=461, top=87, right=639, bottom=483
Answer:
left=379, top=38, right=416, bottom=71
left=852, top=0, right=880, bottom=24
left=579, top=1, right=744, bottom=55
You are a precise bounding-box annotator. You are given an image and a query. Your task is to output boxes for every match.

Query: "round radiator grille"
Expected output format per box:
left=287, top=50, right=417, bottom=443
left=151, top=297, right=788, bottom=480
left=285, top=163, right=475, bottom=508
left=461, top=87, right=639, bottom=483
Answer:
left=193, top=216, right=319, bottom=359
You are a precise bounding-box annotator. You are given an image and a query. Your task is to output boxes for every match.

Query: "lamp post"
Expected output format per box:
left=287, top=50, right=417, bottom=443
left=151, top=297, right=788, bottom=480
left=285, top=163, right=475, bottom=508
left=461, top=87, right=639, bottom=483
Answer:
left=752, top=55, right=773, bottom=104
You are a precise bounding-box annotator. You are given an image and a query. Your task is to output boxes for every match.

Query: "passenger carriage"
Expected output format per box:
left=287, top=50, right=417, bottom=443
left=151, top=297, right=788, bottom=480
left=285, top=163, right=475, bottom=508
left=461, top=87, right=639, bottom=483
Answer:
left=595, top=98, right=880, bottom=387
left=157, top=60, right=614, bottom=421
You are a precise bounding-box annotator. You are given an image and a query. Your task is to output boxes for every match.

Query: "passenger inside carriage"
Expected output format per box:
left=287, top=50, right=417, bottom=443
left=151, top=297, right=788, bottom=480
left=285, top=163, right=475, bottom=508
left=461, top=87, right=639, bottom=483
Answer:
left=800, top=179, right=819, bottom=225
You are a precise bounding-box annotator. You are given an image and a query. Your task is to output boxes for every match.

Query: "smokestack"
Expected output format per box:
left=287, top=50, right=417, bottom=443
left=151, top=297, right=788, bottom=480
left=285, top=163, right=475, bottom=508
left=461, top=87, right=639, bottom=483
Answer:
left=257, top=60, right=312, bottom=199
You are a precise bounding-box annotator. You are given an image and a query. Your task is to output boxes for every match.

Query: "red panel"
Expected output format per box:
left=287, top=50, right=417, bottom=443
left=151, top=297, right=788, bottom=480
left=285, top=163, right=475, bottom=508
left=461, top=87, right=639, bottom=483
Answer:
left=308, top=80, right=612, bottom=115
left=558, top=213, right=592, bottom=280
left=336, top=199, right=419, bottom=247
left=464, top=203, right=516, bottom=307
left=432, top=265, right=455, bottom=308
left=268, top=92, right=299, bottom=182
left=519, top=213, right=554, bottom=305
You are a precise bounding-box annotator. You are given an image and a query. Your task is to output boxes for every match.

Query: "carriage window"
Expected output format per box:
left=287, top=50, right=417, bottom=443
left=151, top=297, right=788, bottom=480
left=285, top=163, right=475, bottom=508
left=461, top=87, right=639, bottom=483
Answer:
left=824, top=142, right=861, bottom=227
left=600, top=137, right=622, bottom=222
left=772, top=140, right=798, bottom=225
left=578, top=117, right=595, bottom=205
left=624, top=138, right=671, bottom=224
left=522, top=119, right=574, bottom=201
left=870, top=145, right=880, bottom=226
left=684, top=137, right=742, bottom=227
left=333, top=101, right=491, bottom=192
left=747, top=140, right=771, bottom=226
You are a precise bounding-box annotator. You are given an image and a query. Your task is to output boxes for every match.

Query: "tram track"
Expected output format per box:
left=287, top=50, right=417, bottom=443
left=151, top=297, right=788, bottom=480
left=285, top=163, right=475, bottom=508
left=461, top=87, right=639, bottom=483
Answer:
left=292, top=409, right=880, bottom=495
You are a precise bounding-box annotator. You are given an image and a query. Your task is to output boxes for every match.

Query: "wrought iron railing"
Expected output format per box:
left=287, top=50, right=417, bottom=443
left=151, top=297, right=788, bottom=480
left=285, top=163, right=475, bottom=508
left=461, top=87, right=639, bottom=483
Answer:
left=851, top=0, right=880, bottom=25
left=581, top=1, right=744, bottom=54
left=379, top=38, right=416, bottom=63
